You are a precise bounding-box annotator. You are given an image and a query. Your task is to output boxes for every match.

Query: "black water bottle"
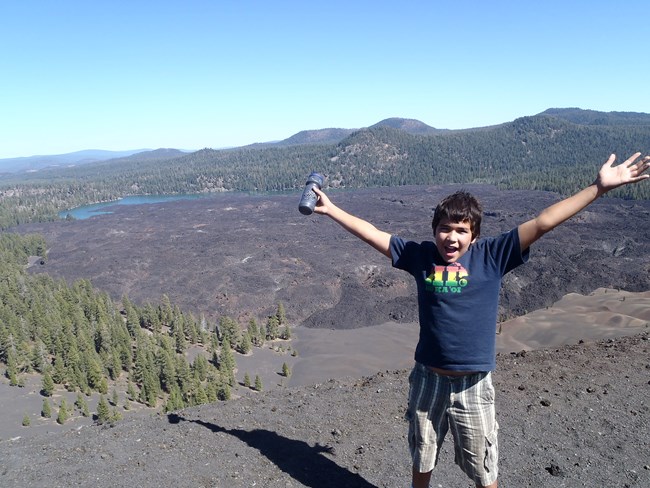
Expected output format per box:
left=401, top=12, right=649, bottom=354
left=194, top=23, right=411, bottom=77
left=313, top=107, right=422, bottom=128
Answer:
left=298, top=172, right=324, bottom=215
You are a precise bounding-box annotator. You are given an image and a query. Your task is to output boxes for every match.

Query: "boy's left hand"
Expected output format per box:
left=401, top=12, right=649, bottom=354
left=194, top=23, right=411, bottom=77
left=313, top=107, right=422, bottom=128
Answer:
left=596, top=152, right=650, bottom=193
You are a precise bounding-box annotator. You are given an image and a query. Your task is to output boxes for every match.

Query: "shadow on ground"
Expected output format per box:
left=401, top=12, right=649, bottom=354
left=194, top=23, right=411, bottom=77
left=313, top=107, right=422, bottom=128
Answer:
left=167, top=413, right=377, bottom=488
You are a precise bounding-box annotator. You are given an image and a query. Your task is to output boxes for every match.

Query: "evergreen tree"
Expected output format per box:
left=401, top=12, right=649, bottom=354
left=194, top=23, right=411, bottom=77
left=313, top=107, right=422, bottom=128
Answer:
left=237, top=331, right=252, bottom=355
left=175, top=355, right=192, bottom=396
left=247, top=318, right=262, bottom=347
left=96, top=394, right=110, bottom=424
left=219, top=316, right=240, bottom=346
left=122, top=295, right=141, bottom=338
left=159, top=294, right=173, bottom=328
left=5, top=347, right=19, bottom=386
left=75, top=392, right=90, bottom=417
left=254, top=375, right=263, bottom=392
left=282, top=362, right=291, bottom=377
left=111, top=388, right=119, bottom=407
left=30, top=340, right=47, bottom=373
left=41, top=371, right=54, bottom=397
left=158, top=349, right=177, bottom=393
left=191, top=354, right=209, bottom=382
left=216, top=379, right=231, bottom=401
left=22, top=414, right=31, bottom=427
left=194, top=384, right=208, bottom=406
left=57, top=399, right=69, bottom=425
left=110, top=408, right=123, bottom=423
left=126, top=382, right=138, bottom=402
left=164, top=386, right=185, bottom=413
left=266, top=315, right=279, bottom=340
left=281, top=324, right=291, bottom=340
left=98, top=377, right=109, bottom=395
left=41, top=398, right=52, bottom=418
left=276, top=302, right=286, bottom=326
left=243, top=372, right=251, bottom=388
left=171, top=311, right=186, bottom=354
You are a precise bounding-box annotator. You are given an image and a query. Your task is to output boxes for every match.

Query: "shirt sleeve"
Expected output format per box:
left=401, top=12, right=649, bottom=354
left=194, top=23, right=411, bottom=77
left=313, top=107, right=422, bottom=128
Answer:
left=390, top=235, right=421, bottom=272
left=487, top=227, right=530, bottom=275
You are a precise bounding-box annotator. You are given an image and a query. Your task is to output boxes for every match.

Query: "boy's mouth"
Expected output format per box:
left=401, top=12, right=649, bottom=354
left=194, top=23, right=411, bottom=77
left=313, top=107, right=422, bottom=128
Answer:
left=443, top=246, right=459, bottom=258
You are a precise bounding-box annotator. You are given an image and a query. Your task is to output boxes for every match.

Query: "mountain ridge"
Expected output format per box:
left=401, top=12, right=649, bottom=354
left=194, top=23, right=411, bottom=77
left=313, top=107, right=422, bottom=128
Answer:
left=3, top=108, right=649, bottom=173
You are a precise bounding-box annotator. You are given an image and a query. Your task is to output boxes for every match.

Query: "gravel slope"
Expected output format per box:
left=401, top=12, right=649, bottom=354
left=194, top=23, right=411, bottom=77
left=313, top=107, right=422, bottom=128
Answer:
left=1, top=332, right=648, bottom=488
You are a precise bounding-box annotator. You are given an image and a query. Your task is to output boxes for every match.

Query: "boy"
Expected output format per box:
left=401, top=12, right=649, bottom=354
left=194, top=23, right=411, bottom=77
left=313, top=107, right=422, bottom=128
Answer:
left=312, top=152, right=649, bottom=488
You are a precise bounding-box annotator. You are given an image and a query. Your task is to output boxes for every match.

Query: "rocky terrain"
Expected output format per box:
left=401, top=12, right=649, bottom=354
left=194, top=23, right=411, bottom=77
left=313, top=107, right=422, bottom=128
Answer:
left=18, top=184, right=650, bottom=329
left=3, top=184, right=648, bottom=487
left=1, top=331, right=649, bottom=487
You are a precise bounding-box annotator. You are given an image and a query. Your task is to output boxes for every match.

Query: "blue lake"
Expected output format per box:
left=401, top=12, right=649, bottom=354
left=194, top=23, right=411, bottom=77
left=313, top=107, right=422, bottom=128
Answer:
left=59, top=194, right=212, bottom=220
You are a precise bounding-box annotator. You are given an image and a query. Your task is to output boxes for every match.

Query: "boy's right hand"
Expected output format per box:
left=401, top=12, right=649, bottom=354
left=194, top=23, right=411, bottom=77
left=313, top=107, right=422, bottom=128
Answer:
left=312, top=187, right=332, bottom=215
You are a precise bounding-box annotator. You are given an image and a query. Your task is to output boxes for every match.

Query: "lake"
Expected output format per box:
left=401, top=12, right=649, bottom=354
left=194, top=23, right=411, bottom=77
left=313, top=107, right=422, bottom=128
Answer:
left=59, top=194, right=213, bottom=220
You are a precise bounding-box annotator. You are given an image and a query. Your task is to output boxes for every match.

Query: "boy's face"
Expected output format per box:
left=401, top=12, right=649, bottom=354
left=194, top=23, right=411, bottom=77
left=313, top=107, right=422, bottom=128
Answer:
left=433, top=218, right=476, bottom=263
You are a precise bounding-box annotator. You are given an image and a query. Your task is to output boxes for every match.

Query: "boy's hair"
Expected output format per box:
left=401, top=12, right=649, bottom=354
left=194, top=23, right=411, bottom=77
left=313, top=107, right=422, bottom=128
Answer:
left=431, top=190, right=483, bottom=239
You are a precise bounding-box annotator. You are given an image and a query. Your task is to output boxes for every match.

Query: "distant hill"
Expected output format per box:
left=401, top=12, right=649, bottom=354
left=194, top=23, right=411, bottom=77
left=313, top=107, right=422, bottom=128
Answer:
left=540, top=107, right=650, bottom=126
left=371, top=117, right=448, bottom=135
left=0, top=149, right=151, bottom=174
left=251, top=117, right=446, bottom=149
left=274, top=128, right=356, bottom=146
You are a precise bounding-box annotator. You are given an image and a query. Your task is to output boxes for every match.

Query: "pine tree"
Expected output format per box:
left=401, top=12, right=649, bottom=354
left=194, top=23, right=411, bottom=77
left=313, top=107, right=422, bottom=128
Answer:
left=254, top=375, right=263, bottom=392
left=126, top=382, right=138, bottom=401
left=217, top=379, right=231, bottom=401
left=218, top=340, right=236, bottom=387
left=281, top=324, right=291, bottom=340
left=282, top=362, right=291, bottom=377
left=41, top=371, right=54, bottom=397
left=276, top=302, right=286, bottom=326
left=111, top=388, right=119, bottom=407
left=6, top=348, right=19, bottom=386
left=57, top=399, right=69, bottom=425
left=164, top=386, right=185, bottom=413
left=266, top=315, right=279, bottom=340
left=41, top=398, right=52, bottom=418
left=247, top=318, right=261, bottom=347
left=237, top=331, right=252, bottom=355
left=243, top=372, right=251, bottom=388
left=75, top=392, right=90, bottom=417
left=110, top=408, right=123, bottom=423
left=194, top=384, right=208, bottom=406
left=191, top=354, right=209, bottom=382
left=96, top=394, right=110, bottom=424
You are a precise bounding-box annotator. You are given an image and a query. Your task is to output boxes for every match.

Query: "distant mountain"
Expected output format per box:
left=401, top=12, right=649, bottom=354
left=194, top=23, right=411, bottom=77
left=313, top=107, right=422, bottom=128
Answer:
left=275, top=118, right=446, bottom=147
left=0, top=149, right=151, bottom=174
left=103, top=148, right=190, bottom=163
left=540, top=108, right=650, bottom=126
left=3, top=107, right=649, bottom=179
left=371, top=117, right=448, bottom=135
left=276, top=128, right=357, bottom=146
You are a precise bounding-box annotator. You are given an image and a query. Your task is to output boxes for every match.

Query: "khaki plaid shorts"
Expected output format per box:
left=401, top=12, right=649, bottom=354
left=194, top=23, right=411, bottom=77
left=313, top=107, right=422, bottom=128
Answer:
left=405, top=363, right=499, bottom=486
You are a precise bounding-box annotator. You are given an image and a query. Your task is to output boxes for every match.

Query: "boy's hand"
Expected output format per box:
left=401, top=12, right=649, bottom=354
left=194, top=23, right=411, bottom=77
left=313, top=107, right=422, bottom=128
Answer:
left=312, top=187, right=331, bottom=215
left=596, top=152, right=650, bottom=194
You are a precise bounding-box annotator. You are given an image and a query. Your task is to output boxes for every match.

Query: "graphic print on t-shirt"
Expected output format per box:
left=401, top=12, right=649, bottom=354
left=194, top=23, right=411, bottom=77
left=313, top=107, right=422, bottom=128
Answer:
left=424, top=262, right=469, bottom=293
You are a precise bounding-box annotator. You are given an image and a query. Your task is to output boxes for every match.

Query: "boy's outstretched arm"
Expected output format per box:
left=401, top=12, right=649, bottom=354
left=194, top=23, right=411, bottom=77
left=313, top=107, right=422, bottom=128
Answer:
left=518, top=152, right=650, bottom=252
left=312, top=187, right=392, bottom=258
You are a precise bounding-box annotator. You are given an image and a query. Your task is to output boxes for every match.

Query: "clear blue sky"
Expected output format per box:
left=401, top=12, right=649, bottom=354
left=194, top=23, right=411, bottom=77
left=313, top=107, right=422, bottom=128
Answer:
left=2, top=0, right=649, bottom=159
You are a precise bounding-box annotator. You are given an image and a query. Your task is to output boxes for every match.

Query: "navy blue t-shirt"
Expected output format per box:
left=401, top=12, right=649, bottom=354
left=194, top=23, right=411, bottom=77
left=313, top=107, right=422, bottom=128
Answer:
left=390, top=228, right=529, bottom=371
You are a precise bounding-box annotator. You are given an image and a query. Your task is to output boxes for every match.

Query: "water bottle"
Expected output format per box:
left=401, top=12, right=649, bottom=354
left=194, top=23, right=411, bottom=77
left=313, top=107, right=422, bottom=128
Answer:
left=298, top=172, right=324, bottom=215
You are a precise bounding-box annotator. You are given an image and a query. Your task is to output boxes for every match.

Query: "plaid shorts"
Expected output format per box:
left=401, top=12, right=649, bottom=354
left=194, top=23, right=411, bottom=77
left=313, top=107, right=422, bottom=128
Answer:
left=405, top=362, right=499, bottom=486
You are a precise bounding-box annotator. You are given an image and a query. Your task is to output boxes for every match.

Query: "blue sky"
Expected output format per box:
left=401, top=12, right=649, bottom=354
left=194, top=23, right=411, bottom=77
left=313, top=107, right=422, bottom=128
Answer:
left=1, top=0, right=649, bottom=159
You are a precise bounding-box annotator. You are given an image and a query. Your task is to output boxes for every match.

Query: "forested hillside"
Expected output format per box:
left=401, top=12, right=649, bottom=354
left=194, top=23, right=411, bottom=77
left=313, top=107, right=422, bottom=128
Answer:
left=1, top=109, right=649, bottom=229
left=0, top=233, right=290, bottom=422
